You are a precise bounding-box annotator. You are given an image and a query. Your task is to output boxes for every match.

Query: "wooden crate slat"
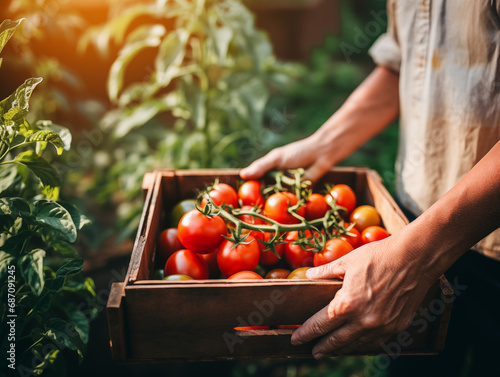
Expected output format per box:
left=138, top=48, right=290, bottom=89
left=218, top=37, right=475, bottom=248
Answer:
left=107, top=282, right=127, bottom=360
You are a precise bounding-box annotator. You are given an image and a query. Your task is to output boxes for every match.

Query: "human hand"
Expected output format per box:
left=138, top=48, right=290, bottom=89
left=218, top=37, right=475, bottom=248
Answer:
left=240, top=135, right=336, bottom=183
left=291, top=235, right=435, bottom=359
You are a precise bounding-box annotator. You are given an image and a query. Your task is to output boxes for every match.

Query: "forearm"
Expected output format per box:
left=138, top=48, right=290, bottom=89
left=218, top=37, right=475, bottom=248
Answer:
left=310, top=66, right=400, bottom=163
left=394, top=140, right=500, bottom=282
left=241, top=65, right=400, bottom=181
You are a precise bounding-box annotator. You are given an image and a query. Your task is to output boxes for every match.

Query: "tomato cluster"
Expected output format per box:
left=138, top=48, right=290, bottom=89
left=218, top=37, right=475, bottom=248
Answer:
left=155, top=176, right=390, bottom=281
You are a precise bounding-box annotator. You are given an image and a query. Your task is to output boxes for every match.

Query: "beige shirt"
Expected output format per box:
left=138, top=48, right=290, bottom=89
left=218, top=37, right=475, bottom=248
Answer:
left=369, top=0, right=500, bottom=260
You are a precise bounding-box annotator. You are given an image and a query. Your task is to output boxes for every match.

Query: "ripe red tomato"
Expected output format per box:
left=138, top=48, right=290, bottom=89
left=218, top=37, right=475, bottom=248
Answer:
left=313, top=238, right=354, bottom=267
left=164, top=249, right=208, bottom=280
left=157, top=228, right=184, bottom=266
left=238, top=180, right=265, bottom=207
left=177, top=209, right=226, bottom=254
left=217, top=236, right=260, bottom=277
left=326, top=184, right=357, bottom=214
left=284, top=231, right=315, bottom=268
left=228, top=271, right=263, bottom=279
left=361, top=226, right=389, bottom=244
left=350, top=205, right=381, bottom=232
left=258, top=232, right=285, bottom=265
left=305, top=193, right=329, bottom=220
left=199, top=249, right=220, bottom=278
left=287, top=267, right=311, bottom=279
left=205, top=183, right=239, bottom=208
left=264, top=192, right=305, bottom=224
left=339, top=222, right=362, bottom=249
left=265, top=269, right=290, bottom=279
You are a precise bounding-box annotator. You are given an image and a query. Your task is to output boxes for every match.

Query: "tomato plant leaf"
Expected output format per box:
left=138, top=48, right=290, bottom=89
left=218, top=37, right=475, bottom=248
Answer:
left=0, top=78, right=43, bottom=127
left=0, top=19, right=23, bottom=55
left=58, top=200, right=91, bottom=230
left=19, top=248, right=46, bottom=296
left=1, top=230, right=33, bottom=256
left=32, top=200, right=77, bottom=243
left=14, top=150, right=62, bottom=188
left=56, top=258, right=84, bottom=278
left=207, top=10, right=232, bottom=63
left=155, top=29, right=189, bottom=87
left=45, top=276, right=65, bottom=292
left=106, top=94, right=180, bottom=138
left=63, top=276, right=97, bottom=299
left=41, top=185, right=60, bottom=201
left=26, top=130, right=65, bottom=155
left=59, top=302, right=91, bottom=344
left=51, top=240, right=78, bottom=258
left=31, top=292, right=52, bottom=313
left=18, top=118, right=33, bottom=137
left=0, top=213, right=15, bottom=233
left=179, top=76, right=206, bottom=129
left=108, top=24, right=166, bottom=102
left=0, top=250, right=15, bottom=281
left=78, top=4, right=159, bottom=56
left=0, top=164, right=18, bottom=193
left=0, top=197, right=31, bottom=216
left=44, top=318, right=86, bottom=360
left=36, top=120, right=72, bottom=152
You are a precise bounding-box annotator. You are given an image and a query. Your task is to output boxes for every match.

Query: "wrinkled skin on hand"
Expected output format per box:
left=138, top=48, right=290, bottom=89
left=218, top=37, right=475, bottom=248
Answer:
left=291, top=234, right=435, bottom=359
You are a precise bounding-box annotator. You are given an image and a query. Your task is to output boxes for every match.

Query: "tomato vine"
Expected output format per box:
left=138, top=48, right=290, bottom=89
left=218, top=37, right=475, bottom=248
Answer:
left=197, top=169, right=356, bottom=255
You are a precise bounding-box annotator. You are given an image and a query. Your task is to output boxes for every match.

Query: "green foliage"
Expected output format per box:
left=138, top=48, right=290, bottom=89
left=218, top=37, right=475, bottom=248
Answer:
left=83, top=0, right=300, bottom=240
left=0, top=19, right=24, bottom=68
left=0, top=19, right=97, bottom=376
left=5, top=0, right=94, bottom=126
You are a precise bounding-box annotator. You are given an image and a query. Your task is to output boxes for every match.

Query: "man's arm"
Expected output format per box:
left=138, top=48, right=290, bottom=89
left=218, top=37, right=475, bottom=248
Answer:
left=291, top=140, right=500, bottom=358
left=240, top=66, right=400, bottom=182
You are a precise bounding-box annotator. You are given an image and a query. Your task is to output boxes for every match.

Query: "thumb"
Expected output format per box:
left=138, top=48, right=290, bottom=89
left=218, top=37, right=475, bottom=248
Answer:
left=240, top=151, right=280, bottom=180
left=306, top=259, right=346, bottom=280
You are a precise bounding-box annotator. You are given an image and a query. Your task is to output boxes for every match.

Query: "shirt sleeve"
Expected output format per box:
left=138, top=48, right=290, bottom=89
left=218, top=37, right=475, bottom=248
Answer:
left=368, top=0, right=401, bottom=73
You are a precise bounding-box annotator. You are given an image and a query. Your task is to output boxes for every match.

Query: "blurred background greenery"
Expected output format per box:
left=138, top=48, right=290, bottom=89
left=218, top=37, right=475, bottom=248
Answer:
left=0, top=0, right=397, bottom=375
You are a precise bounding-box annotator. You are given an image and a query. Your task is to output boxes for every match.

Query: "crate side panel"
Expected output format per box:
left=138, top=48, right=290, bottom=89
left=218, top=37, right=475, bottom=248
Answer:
left=132, top=173, right=164, bottom=282
left=125, top=282, right=341, bottom=359
left=366, top=171, right=408, bottom=234
left=123, top=277, right=445, bottom=360
left=126, top=172, right=162, bottom=283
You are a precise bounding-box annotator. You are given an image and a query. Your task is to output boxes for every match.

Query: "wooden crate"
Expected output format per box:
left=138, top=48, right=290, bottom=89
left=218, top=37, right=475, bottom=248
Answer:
left=107, top=168, right=453, bottom=362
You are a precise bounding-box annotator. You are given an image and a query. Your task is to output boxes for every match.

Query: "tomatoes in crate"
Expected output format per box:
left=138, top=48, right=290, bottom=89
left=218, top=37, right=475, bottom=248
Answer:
left=217, top=237, right=260, bottom=277
left=264, top=192, right=305, bottom=224
left=157, top=228, right=184, bottom=266
left=164, top=250, right=208, bottom=280
left=238, top=180, right=265, bottom=207
left=304, top=193, right=329, bottom=220
left=203, top=183, right=239, bottom=208
left=314, top=238, right=354, bottom=267
left=326, top=184, right=357, bottom=214
left=157, top=170, right=390, bottom=281
left=350, top=205, right=381, bottom=232
left=284, top=230, right=316, bottom=269
left=287, top=267, right=311, bottom=279
left=361, top=226, right=389, bottom=244
left=228, top=271, right=263, bottom=280
left=177, top=209, right=226, bottom=254
left=265, top=269, right=290, bottom=279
